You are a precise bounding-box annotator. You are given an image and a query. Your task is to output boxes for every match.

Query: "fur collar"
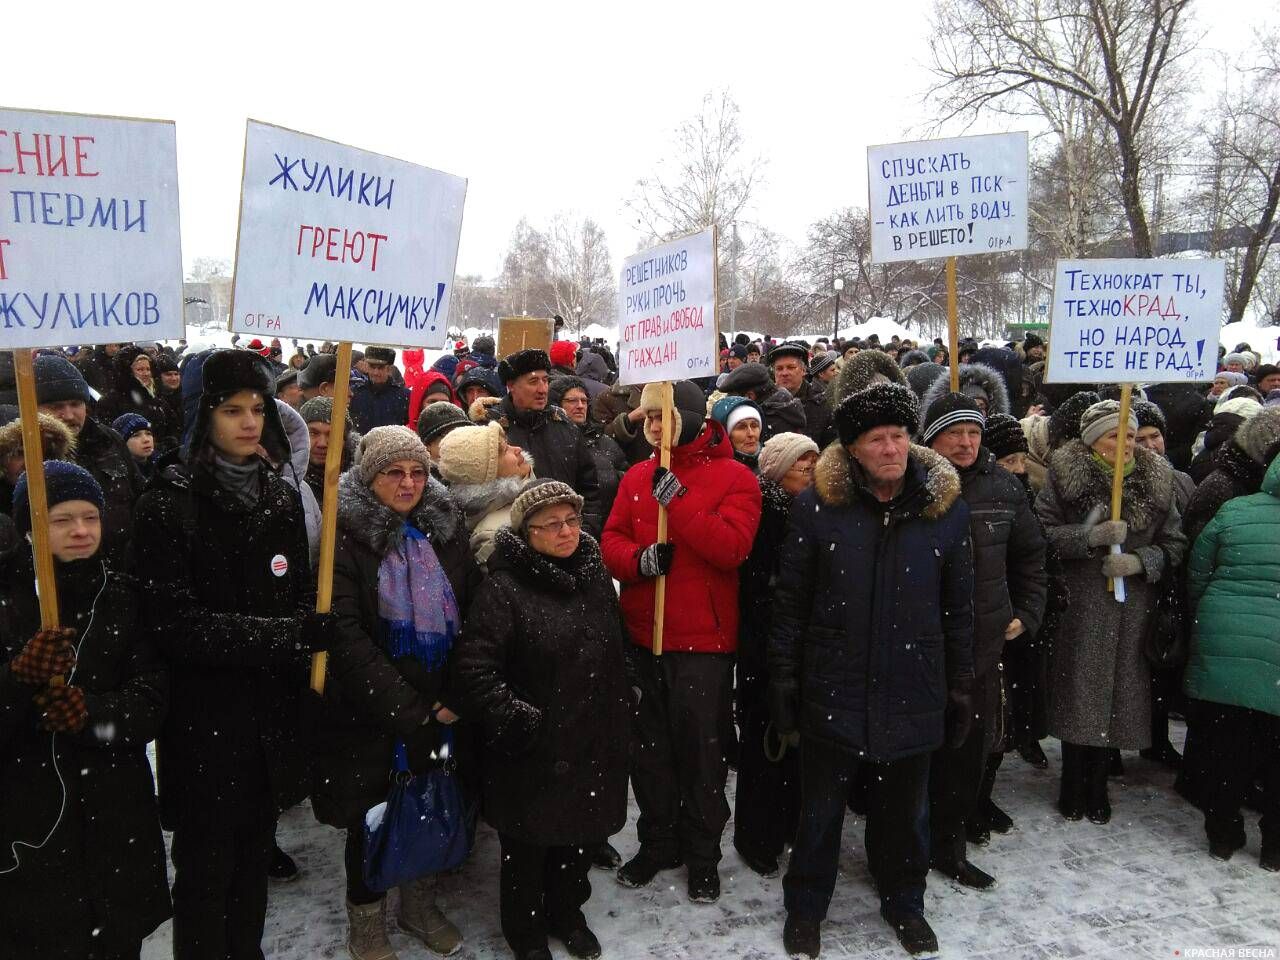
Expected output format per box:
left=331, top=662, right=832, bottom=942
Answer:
left=1047, top=439, right=1173, bottom=531
left=489, top=526, right=604, bottom=595
left=448, top=475, right=531, bottom=529
left=814, top=441, right=960, bottom=520
left=337, top=468, right=461, bottom=557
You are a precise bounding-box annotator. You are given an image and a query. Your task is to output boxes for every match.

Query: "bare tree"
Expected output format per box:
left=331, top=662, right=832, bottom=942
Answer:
left=497, top=218, right=556, bottom=318
left=929, top=0, right=1196, bottom=257
left=546, top=215, right=615, bottom=336
left=626, top=91, right=765, bottom=244
left=188, top=256, right=231, bottom=282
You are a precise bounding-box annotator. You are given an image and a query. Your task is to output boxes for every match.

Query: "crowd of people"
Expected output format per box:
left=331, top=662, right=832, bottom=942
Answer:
left=0, top=326, right=1278, bottom=960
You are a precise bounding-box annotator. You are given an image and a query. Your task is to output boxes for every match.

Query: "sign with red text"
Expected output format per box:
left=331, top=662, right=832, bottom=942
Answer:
left=617, top=227, right=718, bottom=386
left=0, top=107, right=183, bottom=348
left=868, top=132, right=1027, bottom=264
left=230, top=119, right=466, bottom=347
left=1045, top=258, right=1226, bottom=383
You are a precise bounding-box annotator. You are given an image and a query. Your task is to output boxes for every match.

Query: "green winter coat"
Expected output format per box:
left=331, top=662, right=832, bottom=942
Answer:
left=1184, top=453, right=1280, bottom=717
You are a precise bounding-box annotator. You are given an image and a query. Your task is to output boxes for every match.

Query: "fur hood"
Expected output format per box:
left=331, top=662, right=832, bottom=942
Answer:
left=918, top=361, right=1012, bottom=422
left=831, top=350, right=906, bottom=406
left=1235, top=407, right=1280, bottom=464
left=337, top=467, right=461, bottom=558
left=0, top=412, right=77, bottom=464
left=448, top=474, right=534, bottom=530
left=814, top=440, right=961, bottom=521
left=489, top=525, right=605, bottom=596
left=1047, top=439, right=1173, bottom=532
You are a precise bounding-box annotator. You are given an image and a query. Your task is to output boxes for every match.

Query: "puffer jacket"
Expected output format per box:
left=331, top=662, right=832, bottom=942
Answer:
left=769, top=443, right=975, bottom=761
left=1183, top=453, right=1280, bottom=718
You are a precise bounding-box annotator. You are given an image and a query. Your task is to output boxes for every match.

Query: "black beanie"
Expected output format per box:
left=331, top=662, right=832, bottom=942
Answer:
left=1047, top=390, right=1101, bottom=449
left=497, top=349, right=551, bottom=384
left=13, top=461, right=105, bottom=535
left=920, top=392, right=985, bottom=446
left=983, top=413, right=1028, bottom=460
left=33, top=354, right=93, bottom=405
left=1131, top=399, right=1167, bottom=436
left=834, top=383, right=919, bottom=446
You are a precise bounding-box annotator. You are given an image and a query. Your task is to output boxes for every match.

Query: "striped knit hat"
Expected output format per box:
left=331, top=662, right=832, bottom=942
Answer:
left=920, top=392, right=985, bottom=446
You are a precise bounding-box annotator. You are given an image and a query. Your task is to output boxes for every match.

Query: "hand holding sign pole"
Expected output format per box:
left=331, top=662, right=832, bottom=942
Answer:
left=12, top=351, right=59, bottom=630
left=1108, top=383, right=1134, bottom=603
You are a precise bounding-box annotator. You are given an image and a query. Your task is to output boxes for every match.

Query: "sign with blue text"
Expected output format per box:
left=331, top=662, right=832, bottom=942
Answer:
left=230, top=119, right=466, bottom=348
left=1044, top=258, right=1226, bottom=383
left=868, top=132, right=1028, bottom=264
left=617, top=227, right=718, bottom=386
left=0, top=107, right=184, bottom=348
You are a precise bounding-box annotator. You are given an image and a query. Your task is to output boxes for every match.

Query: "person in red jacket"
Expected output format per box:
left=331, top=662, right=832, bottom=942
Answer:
left=602, top=380, right=762, bottom=905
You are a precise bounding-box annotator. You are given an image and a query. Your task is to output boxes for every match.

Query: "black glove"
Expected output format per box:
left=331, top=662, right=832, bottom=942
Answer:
left=638, top=543, right=675, bottom=578
left=303, top=612, right=338, bottom=652
left=651, top=466, right=687, bottom=506
left=944, top=676, right=975, bottom=749
left=767, top=679, right=800, bottom=739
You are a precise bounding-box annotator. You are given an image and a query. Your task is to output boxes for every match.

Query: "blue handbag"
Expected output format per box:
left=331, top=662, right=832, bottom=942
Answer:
left=362, top=728, right=476, bottom=893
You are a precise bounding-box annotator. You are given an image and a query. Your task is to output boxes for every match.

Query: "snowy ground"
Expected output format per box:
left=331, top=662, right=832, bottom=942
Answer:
left=141, top=725, right=1279, bottom=960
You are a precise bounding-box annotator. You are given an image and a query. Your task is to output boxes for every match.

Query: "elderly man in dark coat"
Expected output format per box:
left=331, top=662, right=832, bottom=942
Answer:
left=767, top=341, right=834, bottom=446
left=769, top=383, right=975, bottom=958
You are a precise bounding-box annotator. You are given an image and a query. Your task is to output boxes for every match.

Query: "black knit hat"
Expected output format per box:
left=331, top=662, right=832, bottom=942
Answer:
left=498, top=349, right=551, bottom=384
left=920, top=392, right=985, bottom=446
left=834, top=383, right=919, bottom=445
left=33, top=354, right=93, bottom=405
left=416, top=400, right=469, bottom=445
left=1047, top=390, right=1101, bottom=449
left=1131, top=399, right=1167, bottom=436
left=13, top=461, right=105, bottom=535
left=766, top=341, right=809, bottom=366
left=983, top=413, right=1028, bottom=460
left=365, top=346, right=396, bottom=366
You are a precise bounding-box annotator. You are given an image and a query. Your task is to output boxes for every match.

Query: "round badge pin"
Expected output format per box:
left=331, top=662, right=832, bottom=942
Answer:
left=270, top=554, right=289, bottom=577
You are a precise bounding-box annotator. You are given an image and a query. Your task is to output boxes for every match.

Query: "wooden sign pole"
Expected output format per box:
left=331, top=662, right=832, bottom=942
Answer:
left=946, top=256, right=960, bottom=393
left=651, top=381, right=674, bottom=658
left=13, top=351, right=59, bottom=629
left=1108, top=382, right=1134, bottom=603
left=310, top=341, right=354, bottom=693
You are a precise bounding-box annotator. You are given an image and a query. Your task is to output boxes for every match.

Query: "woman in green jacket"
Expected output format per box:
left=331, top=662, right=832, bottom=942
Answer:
left=1184, top=439, right=1280, bottom=872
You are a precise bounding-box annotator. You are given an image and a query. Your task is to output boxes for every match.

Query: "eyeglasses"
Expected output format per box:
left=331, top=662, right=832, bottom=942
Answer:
left=378, top=467, right=428, bottom=484
left=787, top=464, right=815, bottom=475
left=527, top=515, right=582, bottom=535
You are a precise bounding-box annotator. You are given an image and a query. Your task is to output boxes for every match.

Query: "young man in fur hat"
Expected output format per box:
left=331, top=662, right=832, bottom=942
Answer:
left=601, top=381, right=761, bottom=905
left=768, top=382, right=975, bottom=958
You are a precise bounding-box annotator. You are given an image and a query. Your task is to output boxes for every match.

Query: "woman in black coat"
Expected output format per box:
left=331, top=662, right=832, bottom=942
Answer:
left=132, top=349, right=329, bottom=960
left=312, top=424, right=481, bottom=960
left=454, top=479, right=630, bottom=960
left=94, top=345, right=178, bottom=451
left=0, top=461, right=169, bottom=959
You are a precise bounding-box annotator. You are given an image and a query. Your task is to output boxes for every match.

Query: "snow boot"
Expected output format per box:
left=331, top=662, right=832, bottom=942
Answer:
left=1085, top=748, right=1112, bottom=824
left=734, top=841, right=780, bottom=877
left=1139, top=741, right=1182, bottom=769
left=687, top=865, right=721, bottom=904
left=1107, top=748, right=1124, bottom=777
left=616, top=851, right=683, bottom=888
left=346, top=899, right=399, bottom=960
left=1058, top=743, right=1086, bottom=821
left=783, top=914, right=821, bottom=958
left=397, top=875, right=462, bottom=956
left=984, top=799, right=1014, bottom=834
left=965, top=817, right=991, bottom=847
left=1017, top=739, right=1049, bottom=769
left=881, top=906, right=938, bottom=956
left=590, top=841, right=622, bottom=870
left=551, top=923, right=602, bottom=960
left=932, top=855, right=996, bottom=890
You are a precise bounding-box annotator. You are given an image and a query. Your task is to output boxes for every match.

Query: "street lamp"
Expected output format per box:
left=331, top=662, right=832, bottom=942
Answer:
left=833, top=277, right=844, bottom=340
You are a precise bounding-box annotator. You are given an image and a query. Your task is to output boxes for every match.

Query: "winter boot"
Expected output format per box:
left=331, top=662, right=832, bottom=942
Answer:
left=1017, top=739, right=1049, bottom=769
left=551, top=923, right=602, bottom=960
left=734, top=841, right=780, bottom=877
left=1107, top=748, right=1124, bottom=778
left=397, top=875, right=462, bottom=956
left=346, top=899, right=399, bottom=960
left=984, top=799, right=1014, bottom=834
left=616, top=851, right=683, bottom=888
left=1139, top=741, right=1182, bottom=769
left=783, top=914, right=821, bottom=958
left=1085, top=748, right=1112, bottom=824
left=590, top=841, right=622, bottom=870
left=1058, top=743, right=1086, bottom=821
left=931, top=855, right=996, bottom=890
left=687, top=865, right=721, bottom=904
left=881, top=906, right=938, bottom=956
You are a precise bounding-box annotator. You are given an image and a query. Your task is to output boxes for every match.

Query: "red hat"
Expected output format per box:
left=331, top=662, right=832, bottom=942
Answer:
left=247, top=338, right=265, bottom=350
left=549, top=340, right=578, bottom=369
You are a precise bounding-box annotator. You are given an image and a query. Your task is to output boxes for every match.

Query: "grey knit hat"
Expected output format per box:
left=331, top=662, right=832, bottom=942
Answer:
left=510, top=478, right=583, bottom=533
left=416, top=401, right=470, bottom=445
left=1079, top=400, right=1138, bottom=449
left=808, top=351, right=837, bottom=377
left=355, top=425, right=432, bottom=485
left=758, top=432, right=820, bottom=482
left=299, top=396, right=335, bottom=424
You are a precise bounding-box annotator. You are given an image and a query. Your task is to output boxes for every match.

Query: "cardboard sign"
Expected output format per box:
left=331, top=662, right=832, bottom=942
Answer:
left=617, top=227, right=717, bottom=386
left=230, top=119, right=466, bottom=348
left=868, top=132, right=1028, bottom=264
left=1044, top=258, right=1226, bottom=383
left=497, top=317, right=554, bottom=358
left=0, top=107, right=184, bottom=348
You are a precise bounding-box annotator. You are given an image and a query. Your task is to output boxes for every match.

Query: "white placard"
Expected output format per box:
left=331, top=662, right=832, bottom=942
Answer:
left=1045, top=258, right=1226, bottom=384
left=617, top=228, right=718, bottom=386
left=0, top=107, right=183, bottom=348
left=230, top=119, right=466, bottom=348
left=868, top=132, right=1028, bottom=264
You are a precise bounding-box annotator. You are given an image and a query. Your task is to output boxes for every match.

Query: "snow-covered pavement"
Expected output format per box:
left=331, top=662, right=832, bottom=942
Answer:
left=141, top=726, right=1279, bottom=959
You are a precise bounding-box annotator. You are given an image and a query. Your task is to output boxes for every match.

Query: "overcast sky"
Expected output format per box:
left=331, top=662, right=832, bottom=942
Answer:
left=4, top=0, right=1269, bottom=283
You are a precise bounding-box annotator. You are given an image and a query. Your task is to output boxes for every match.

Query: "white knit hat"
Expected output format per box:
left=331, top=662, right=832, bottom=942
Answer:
left=438, top=421, right=503, bottom=485
left=757, top=432, right=820, bottom=482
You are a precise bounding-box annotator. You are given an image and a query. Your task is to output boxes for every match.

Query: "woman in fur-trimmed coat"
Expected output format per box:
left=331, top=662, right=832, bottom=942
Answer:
left=1035, top=401, right=1186, bottom=825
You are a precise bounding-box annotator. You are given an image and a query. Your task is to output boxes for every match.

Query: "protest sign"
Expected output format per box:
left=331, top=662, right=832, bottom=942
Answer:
left=498, top=317, right=554, bottom=357
left=868, top=132, right=1028, bottom=265
left=230, top=119, right=466, bottom=348
left=617, top=227, right=718, bottom=386
left=1044, top=258, right=1226, bottom=383
left=0, top=107, right=184, bottom=348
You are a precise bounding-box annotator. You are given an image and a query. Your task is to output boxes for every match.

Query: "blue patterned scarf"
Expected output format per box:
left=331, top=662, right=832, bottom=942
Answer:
left=377, top=523, right=460, bottom=672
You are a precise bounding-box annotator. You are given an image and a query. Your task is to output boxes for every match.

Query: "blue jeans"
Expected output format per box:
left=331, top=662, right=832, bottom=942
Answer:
left=783, top=735, right=931, bottom=920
